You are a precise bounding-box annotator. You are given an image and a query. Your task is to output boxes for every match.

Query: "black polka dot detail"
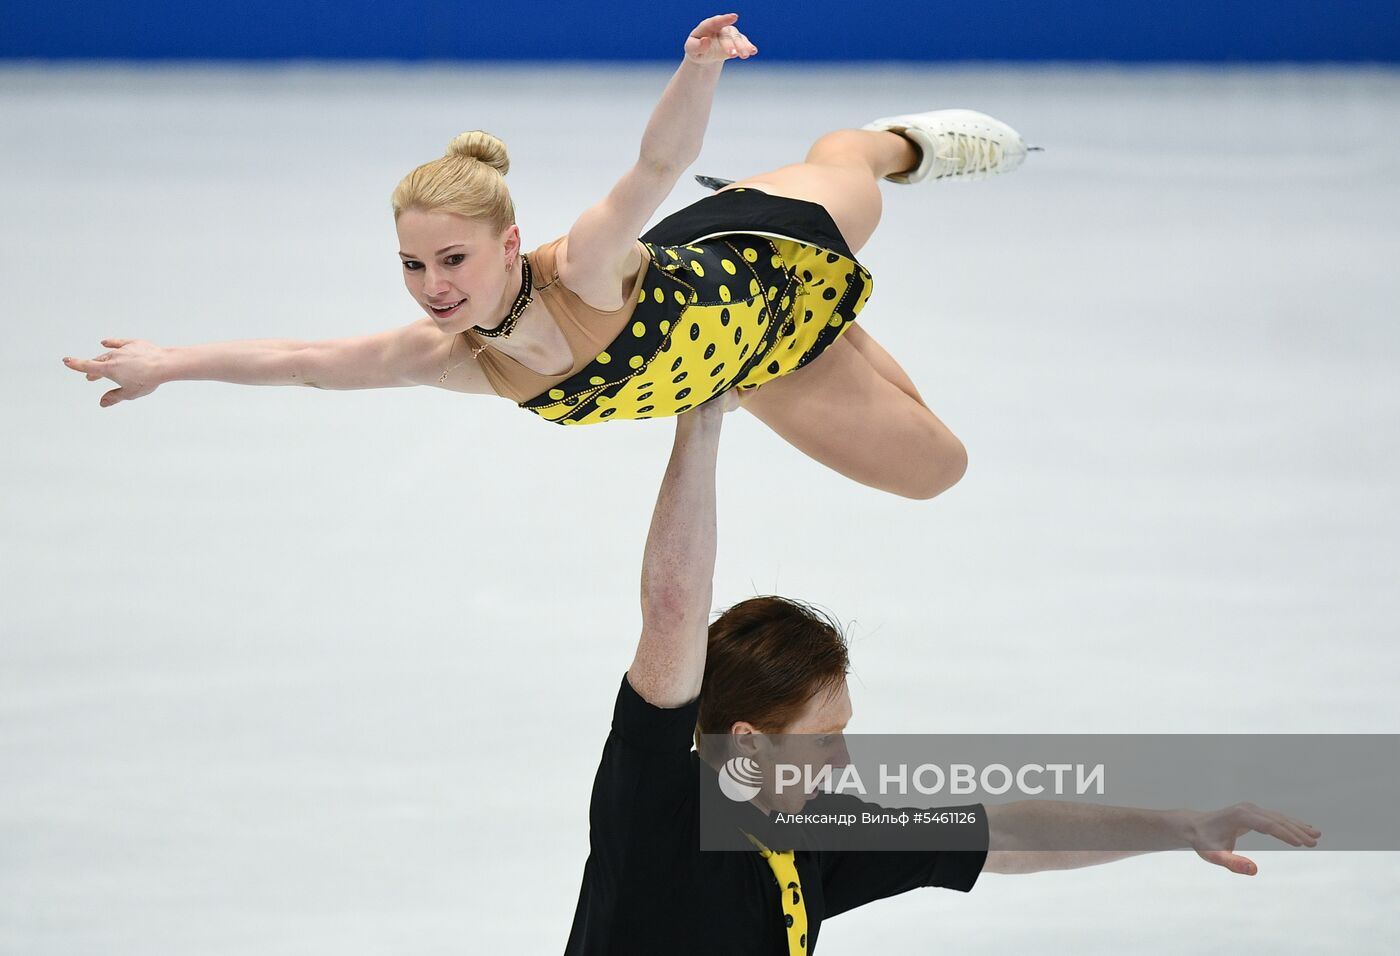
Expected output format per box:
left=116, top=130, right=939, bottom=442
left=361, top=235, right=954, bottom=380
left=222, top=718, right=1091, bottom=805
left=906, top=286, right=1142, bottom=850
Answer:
left=519, top=233, right=872, bottom=424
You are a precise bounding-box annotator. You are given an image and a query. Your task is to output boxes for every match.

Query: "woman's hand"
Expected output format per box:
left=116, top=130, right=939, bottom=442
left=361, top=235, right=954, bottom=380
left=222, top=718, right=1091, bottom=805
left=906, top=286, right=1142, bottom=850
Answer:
left=684, top=13, right=757, bottom=65
left=63, top=339, right=167, bottom=407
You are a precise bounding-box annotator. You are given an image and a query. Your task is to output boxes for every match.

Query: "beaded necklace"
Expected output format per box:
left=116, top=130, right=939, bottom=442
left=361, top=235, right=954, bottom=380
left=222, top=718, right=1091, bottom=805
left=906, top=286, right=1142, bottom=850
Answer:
left=472, top=252, right=532, bottom=338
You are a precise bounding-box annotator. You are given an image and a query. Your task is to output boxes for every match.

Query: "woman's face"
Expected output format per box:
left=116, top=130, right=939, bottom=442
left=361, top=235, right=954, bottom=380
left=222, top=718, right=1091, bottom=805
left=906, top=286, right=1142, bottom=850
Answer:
left=395, top=208, right=519, bottom=334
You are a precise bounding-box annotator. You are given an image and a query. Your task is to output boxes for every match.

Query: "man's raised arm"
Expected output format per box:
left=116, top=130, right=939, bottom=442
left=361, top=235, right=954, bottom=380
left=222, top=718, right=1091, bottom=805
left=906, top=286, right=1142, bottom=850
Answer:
left=627, top=400, right=726, bottom=708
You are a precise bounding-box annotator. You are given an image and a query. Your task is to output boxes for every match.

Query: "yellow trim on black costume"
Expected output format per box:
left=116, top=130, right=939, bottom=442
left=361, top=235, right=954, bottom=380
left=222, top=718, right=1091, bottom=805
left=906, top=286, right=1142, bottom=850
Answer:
left=745, top=833, right=809, bottom=955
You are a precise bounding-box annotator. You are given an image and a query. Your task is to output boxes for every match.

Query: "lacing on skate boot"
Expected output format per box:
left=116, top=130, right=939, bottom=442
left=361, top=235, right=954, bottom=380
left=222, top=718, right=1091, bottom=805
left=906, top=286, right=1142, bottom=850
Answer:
left=863, top=110, right=1028, bottom=184
left=932, top=132, right=1003, bottom=179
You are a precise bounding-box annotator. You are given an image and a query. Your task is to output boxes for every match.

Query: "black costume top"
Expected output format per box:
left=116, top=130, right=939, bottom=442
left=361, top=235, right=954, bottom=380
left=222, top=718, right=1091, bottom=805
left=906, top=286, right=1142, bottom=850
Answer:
left=564, top=675, right=988, bottom=955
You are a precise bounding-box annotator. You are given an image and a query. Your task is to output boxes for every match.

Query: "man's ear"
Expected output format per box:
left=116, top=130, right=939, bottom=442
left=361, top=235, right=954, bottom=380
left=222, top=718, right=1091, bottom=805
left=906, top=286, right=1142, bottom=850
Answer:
left=731, top=721, right=760, bottom=755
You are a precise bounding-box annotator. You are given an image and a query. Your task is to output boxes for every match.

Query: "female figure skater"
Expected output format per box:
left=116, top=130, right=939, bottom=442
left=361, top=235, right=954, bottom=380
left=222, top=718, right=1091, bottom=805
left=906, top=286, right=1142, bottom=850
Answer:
left=63, top=13, right=1029, bottom=499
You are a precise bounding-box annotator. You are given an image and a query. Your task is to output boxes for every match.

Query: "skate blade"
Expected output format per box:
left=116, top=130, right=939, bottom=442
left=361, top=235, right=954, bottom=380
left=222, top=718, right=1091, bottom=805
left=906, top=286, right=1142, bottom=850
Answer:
left=695, top=175, right=736, bottom=191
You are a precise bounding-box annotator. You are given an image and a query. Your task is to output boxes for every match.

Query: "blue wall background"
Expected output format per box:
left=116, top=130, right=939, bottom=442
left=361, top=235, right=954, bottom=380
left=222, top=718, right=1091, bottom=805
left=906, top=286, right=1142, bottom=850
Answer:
left=3, top=1, right=1398, bottom=62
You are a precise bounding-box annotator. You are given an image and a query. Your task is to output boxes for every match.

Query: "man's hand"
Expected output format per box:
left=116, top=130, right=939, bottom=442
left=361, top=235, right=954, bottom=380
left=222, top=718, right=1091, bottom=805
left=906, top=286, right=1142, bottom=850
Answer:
left=1188, top=802, right=1321, bottom=875
left=716, top=386, right=748, bottom=414
left=684, top=13, right=758, bottom=65
left=63, top=339, right=167, bottom=407
left=985, top=800, right=1321, bottom=875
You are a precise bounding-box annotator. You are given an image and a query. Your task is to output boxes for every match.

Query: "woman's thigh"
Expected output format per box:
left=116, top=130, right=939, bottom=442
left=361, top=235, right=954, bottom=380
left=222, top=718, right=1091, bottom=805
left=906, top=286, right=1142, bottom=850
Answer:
left=839, top=321, right=926, bottom=406
left=719, top=128, right=911, bottom=254
left=740, top=327, right=966, bottom=499
left=722, top=164, right=884, bottom=255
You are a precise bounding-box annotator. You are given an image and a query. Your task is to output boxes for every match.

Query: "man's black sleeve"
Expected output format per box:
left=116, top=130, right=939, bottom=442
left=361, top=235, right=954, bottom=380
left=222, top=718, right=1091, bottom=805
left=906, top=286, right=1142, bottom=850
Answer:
left=816, top=798, right=989, bottom=918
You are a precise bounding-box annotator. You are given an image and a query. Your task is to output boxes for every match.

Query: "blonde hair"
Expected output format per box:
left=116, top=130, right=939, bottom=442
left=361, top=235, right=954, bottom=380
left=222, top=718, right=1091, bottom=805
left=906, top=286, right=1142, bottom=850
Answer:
left=391, top=130, right=515, bottom=231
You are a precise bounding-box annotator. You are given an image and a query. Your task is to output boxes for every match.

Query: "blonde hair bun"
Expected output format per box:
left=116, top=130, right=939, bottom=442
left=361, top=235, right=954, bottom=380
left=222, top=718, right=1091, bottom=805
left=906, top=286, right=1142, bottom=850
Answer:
left=447, top=130, right=509, bottom=176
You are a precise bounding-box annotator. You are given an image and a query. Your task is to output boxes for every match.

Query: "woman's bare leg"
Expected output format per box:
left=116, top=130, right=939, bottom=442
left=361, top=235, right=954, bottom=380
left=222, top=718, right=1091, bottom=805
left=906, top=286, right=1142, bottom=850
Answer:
left=740, top=326, right=965, bottom=500
left=721, top=128, right=918, bottom=254
left=841, top=321, right=926, bottom=406
left=721, top=130, right=965, bottom=498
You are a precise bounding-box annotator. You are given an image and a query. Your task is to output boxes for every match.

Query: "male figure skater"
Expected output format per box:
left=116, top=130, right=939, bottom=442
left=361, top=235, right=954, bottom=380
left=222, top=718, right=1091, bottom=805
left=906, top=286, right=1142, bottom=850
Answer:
left=565, top=399, right=1319, bottom=955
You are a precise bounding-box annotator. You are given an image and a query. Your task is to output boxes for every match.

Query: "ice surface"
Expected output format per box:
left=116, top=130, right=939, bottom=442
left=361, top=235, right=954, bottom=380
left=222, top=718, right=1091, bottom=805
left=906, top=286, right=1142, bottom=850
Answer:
left=2, top=63, right=1398, bottom=954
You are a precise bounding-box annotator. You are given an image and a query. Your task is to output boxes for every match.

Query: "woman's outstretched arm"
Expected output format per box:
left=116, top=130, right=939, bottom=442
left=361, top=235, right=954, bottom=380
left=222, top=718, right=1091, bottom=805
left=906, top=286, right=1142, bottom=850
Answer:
left=62, top=318, right=484, bottom=407
left=558, top=13, right=757, bottom=306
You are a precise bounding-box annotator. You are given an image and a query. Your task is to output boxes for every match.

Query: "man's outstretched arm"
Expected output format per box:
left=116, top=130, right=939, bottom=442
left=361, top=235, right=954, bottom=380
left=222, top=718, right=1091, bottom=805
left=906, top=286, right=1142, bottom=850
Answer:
left=627, top=400, right=726, bottom=708
left=984, top=800, right=1320, bottom=875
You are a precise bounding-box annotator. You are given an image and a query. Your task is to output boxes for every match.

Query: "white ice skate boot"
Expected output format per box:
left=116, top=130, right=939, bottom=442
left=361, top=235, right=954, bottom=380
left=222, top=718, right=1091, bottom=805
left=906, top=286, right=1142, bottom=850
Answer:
left=862, top=109, right=1029, bottom=184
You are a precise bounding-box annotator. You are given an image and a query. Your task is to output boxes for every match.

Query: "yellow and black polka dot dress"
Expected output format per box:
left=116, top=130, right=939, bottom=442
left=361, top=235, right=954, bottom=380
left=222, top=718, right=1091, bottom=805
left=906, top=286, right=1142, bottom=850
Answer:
left=514, top=189, right=873, bottom=425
